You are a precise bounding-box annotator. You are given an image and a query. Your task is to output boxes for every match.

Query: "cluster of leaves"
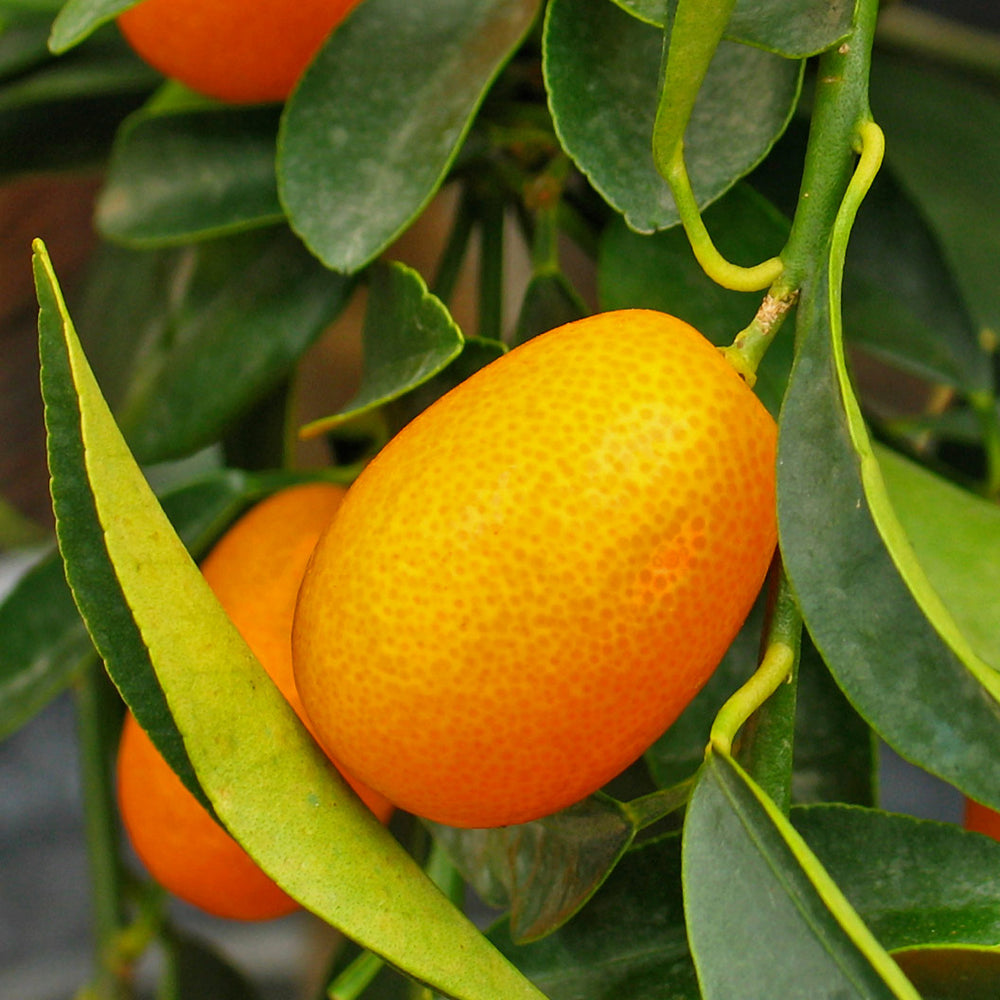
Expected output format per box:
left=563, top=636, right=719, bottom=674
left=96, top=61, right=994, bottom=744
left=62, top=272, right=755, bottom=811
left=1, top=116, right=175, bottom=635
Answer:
left=3, top=0, right=1000, bottom=998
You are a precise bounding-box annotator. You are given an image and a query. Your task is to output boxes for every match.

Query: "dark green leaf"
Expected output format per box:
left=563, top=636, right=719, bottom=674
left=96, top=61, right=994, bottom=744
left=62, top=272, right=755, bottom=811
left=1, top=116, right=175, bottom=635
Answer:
left=492, top=834, right=700, bottom=1000
left=0, top=11, right=52, bottom=80
left=684, top=753, right=921, bottom=999
left=778, top=257, right=1000, bottom=814
left=793, top=804, right=1000, bottom=951
left=75, top=228, right=355, bottom=464
left=844, top=168, right=993, bottom=396
left=544, top=0, right=802, bottom=233
left=611, top=0, right=853, bottom=58
left=893, top=949, right=1000, bottom=1000
left=161, top=929, right=260, bottom=1000
left=511, top=271, right=588, bottom=348
left=96, top=104, right=284, bottom=245
left=278, top=0, right=541, bottom=272
left=49, top=0, right=137, bottom=53
left=877, top=445, right=1000, bottom=671
left=301, top=261, right=464, bottom=436
left=35, top=240, right=549, bottom=1000
left=870, top=51, right=1000, bottom=340
left=597, top=183, right=793, bottom=416
left=792, top=634, right=876, bottom=807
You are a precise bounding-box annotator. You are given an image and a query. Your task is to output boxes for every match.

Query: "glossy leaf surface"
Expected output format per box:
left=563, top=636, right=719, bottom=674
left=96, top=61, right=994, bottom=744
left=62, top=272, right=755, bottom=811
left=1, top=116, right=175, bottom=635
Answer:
left=35, top=241, right=548, bottom=1000
left=96, top=105, right=285, bottom=245
left=279, top=0, right=540, bottom=272
left=48, top=0, right=137, bottom=52
left=684, top=753, right=921, bottom=1000
left=778, top=253, right=1000, bottom=812
left=544, top=0, right=802, bottom=233
left=612, top=0, right=853, bottom=57
left=76, top=229, right=354, bottom=464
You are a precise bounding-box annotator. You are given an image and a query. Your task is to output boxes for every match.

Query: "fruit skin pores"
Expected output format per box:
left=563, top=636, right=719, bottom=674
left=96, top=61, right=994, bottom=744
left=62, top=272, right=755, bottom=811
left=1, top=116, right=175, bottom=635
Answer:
left=293, top=309, right=778, bottom=828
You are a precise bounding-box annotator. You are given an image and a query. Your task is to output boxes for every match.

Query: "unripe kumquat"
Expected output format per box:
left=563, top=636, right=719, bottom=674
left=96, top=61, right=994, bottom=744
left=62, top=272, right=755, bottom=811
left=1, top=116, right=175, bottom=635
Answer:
left=117, top=0, right=363, bottom=104
left=292, top=309, right=778, bottom=829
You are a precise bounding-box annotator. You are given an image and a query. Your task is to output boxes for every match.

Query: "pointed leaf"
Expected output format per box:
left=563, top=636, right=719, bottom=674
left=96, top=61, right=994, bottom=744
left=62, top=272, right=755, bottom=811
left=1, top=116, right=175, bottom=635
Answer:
left=793, top=804, right=1000, bottom=951
left=544, top=0, right=802, bottom=233
left=684, top=753, right=921, bottom=1000
left=611, top=0, right=853, bottom=58
left=778, top=251, right=1000, bottom=814
left=278, top=0, right=540, bottom=272
left=35, top=239, right=547, bottom=1000
left=96, top=104, right=285, bottom=245
left=49, top=0, right=137, bottom=52
left=491, top=835, right=700, bottom=1000
left=597, top=183, right=793, bottom=416
left=76, top=229, right=355, bottom=464
left=300, top=261, right=463, bottom=436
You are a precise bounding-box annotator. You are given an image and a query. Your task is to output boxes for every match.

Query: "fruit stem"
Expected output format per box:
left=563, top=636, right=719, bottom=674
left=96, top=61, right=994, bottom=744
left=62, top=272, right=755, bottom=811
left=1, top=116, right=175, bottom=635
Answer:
left=433, top=186, right=477, bottom=306
left=477, top=193, right=507, bottom=342
left=709, top=569, right=801, bottom=773
left=327, top=950, right=385, bottom=1000
left=73, top=661, right=131, bottom=1000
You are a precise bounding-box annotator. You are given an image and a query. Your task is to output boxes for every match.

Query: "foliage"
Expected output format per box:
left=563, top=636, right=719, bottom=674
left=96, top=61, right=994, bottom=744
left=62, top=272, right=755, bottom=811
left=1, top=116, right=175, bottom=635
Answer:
left=2, top=0, right=1000, bottom=998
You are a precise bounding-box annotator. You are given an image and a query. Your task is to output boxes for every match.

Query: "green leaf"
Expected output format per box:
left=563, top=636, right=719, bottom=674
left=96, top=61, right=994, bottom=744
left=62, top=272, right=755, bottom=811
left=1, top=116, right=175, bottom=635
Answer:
left=544, top=0, right=802, bottom=234
left=792, top=635, right=876, bottom=807
left=300, top=261, right=464, bottom=436
left=160, top=929, right=260, bottom=1000
left=511, top=271, right=588, bottom=348
left=96, top=104, right=285, bottom=245
left=793, top=804, right=1000, bottom=952
left=0, top=27, right=156, bottom=174
left=597, top=183, right=793, bottom=417
left=892, top=949, right=1000, bottom=1000
left=778, top=247, right=1000, bottom=814
left=75, top=229, right=355, bottom=464
left=278, top=0, right=540, bottom=273
left=48, top=0, right=137, bottom=53
left=843, top=168, right=993, bottom=396
left=870, top=51, right=1000, bottom=341
left=492, top=834, right=700, bottom=1000
left=0, top=10, right=52, bottom=81
left=611, top=0, right=853, bottom=58
left=684, top=753, right=922, bottom=1000
left=34, top=239, right=548, bottom=1000
left=876, top=445, right=1000, bottom=671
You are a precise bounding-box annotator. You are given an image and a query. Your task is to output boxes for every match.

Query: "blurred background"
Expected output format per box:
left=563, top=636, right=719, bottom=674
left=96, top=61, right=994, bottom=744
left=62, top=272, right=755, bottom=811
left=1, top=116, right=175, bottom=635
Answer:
left=0, top=1, right=995, bottom=997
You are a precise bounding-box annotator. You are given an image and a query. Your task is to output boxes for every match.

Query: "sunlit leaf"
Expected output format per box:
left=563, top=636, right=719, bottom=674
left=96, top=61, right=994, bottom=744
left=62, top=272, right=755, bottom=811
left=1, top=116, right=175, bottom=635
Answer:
left=544, top=0, right=802, bottom=233
left=278, top=0, right=540, bottom=272
left=48, top=0, right=137, bottom=52
left=35, top=239, right=548, bottom=1000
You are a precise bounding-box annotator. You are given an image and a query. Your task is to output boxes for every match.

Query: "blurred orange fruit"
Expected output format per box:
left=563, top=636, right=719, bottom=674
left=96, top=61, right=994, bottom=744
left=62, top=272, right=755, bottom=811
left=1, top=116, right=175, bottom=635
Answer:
left=293, top=309, right=778, bottom=828
left=965, top=798, right=1000, bottom=839
left=117, top=0, right=363, bottom=104
left=117, top=711, right=299, bottom=920
left=117, top=483, right=392, bottom=919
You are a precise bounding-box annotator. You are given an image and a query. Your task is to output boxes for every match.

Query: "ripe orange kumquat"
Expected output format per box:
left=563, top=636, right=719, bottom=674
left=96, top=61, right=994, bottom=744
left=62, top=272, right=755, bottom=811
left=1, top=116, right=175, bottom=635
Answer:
left=965, top=798, right=1000, bottom=840
left=293, top=309, right=779, bottom=829
left=117, top=0, right=363, bottom=104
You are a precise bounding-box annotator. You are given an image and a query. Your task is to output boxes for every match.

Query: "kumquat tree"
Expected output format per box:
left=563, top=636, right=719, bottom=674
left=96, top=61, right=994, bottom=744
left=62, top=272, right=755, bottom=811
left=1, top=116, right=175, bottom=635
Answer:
left=2, top=0, right=1000, bottom=998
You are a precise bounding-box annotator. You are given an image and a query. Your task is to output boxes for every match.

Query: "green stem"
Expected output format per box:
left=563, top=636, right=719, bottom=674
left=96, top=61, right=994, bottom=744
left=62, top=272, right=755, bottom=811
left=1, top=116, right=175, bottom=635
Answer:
left=432, top=188, right=477, bottom=306
left=732, top=570, right=804, bottom=815
left=327, top=951, right=385, bottom=1000
left=74, top=661, right=130, bottom=1000
left=967, top=390, right=1000, bottom=499
left=775, top=0, right=882, bottom=299
left=710, top=569, right=801, bottom=764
